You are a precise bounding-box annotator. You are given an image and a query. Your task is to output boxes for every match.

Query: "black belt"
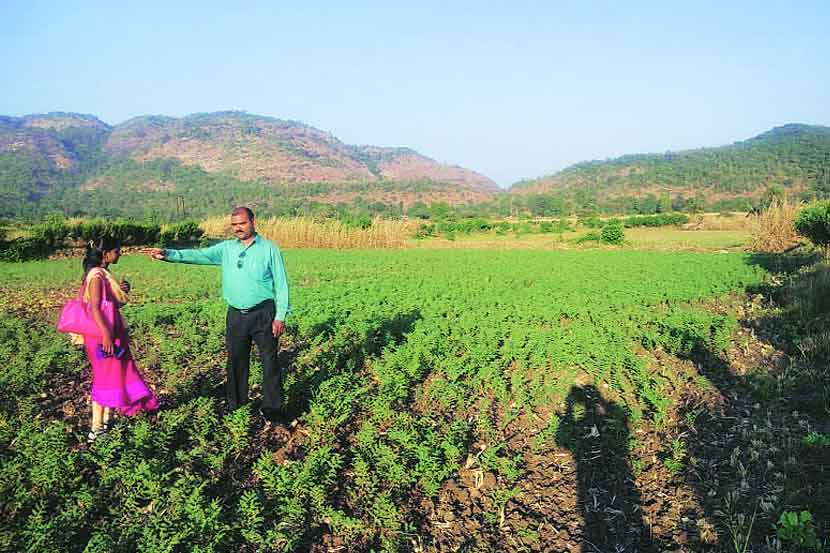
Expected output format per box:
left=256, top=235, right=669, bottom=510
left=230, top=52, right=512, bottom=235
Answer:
left=231, top=299, right=273, bottom=314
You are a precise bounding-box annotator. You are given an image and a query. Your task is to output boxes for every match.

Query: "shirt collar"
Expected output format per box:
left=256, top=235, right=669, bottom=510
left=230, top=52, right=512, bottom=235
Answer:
left=237, top=233, right=260, bottom=249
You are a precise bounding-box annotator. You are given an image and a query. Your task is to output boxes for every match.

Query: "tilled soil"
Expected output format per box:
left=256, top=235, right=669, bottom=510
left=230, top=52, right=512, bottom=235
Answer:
left=29, top=293, right=828, bottom=552
left=410, top=298, right=827, bottom=552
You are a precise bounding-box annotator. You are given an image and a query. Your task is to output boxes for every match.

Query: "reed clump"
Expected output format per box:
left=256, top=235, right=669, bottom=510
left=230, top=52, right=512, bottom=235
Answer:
left=200, top=216, right=419, bottom=249
left=747, top=199, right=803, bottom=253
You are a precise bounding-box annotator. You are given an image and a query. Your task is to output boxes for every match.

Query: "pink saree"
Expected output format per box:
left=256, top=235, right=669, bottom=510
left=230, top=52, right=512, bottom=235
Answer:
left=83, top=275, right=158, bottom=415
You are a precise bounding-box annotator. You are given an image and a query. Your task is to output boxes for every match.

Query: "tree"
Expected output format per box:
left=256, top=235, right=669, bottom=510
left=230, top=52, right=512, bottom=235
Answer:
left=685, top=196, right=705, bottom=214
left=658, top=191, right=672, bottom=213
left=407, top=201, right=430, bottom=219
left=429, top=201, right=452, bottom=221
left=637, top=194, right=659, bottom=214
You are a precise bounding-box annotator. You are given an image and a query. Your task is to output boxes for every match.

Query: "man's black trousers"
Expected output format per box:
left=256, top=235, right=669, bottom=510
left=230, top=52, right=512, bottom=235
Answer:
left=225, top=300, right=282, bottom=414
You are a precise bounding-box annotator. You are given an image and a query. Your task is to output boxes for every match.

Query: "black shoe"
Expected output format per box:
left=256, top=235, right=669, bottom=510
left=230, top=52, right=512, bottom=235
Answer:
left=259, top=407, right=283, bottom=424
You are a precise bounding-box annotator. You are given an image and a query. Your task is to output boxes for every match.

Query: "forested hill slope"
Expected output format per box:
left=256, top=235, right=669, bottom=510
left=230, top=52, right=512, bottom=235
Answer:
left=0, top=112, right=111, bottom=199
left=0, top=111, right=498, bottom=219
left=509, top=124, right=830, bottom=212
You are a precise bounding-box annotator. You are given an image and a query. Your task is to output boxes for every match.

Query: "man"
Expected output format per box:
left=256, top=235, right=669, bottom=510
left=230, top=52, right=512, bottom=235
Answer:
left=148, top=207, right=290, bottom=423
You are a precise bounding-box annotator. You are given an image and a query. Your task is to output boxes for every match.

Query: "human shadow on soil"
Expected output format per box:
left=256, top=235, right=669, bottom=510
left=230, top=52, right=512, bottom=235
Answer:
left=743, top=250, right=820, bottom=276
left=556, top=385, right=658, bottom=553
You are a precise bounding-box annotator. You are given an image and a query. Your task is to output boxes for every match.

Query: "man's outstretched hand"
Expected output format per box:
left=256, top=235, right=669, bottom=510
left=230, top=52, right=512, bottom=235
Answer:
left=272, top=320, right=284, bottom=338
left=145, top=247, right=166, bottom=260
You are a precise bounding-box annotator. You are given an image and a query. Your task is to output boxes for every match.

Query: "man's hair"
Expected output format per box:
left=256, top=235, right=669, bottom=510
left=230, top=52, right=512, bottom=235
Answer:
left=232, top=206, right=255, bottom=220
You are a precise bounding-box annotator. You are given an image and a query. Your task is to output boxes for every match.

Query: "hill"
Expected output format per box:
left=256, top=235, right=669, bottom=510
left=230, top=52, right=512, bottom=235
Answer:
left=0, top=113, right=111, bottom=206
left=0, top=111, right=498, bottom=220
left=509, top=124, right=830, bottom=213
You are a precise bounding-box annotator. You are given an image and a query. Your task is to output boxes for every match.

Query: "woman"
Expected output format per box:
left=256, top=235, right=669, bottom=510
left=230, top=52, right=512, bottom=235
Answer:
left=81, top=237, right=158, bottom=442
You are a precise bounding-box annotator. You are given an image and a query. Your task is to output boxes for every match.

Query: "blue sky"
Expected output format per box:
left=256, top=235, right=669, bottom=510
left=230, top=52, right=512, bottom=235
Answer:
left=2, top=0, right=828, bottom=187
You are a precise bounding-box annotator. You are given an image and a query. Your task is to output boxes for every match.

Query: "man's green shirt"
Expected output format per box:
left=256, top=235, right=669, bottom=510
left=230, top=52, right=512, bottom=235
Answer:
left=163, top=234, right=290, bottom=320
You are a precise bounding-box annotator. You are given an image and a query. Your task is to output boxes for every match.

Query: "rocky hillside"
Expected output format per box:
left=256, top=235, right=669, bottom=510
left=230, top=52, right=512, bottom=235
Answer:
left=0, top=111, right=498, bottom=218
left=0, top=113, right=110, bottom=188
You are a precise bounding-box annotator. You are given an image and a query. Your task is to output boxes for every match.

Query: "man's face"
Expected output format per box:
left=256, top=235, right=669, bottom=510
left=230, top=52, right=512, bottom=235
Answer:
left=231, top=213, right=255, bottom=241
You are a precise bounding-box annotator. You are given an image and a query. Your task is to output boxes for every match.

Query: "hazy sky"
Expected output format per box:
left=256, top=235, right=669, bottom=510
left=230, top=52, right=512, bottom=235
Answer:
left=2, top=1, right=828, bottom=187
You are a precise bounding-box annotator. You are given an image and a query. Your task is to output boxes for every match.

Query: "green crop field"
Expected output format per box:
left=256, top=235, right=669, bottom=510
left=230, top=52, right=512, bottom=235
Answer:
left=0, top=249, right=790, bottom=551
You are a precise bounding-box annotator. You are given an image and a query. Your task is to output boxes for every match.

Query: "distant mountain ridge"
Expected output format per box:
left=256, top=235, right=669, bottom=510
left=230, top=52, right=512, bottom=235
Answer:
left=510, top=123, right=830, bottom=211
left=0, top=111, right=498, bottom=218
left=2, top=112, right=829, bottom=219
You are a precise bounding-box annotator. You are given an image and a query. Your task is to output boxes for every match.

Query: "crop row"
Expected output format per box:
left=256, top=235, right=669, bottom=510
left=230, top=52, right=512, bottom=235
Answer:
left=0, top=249, right=765, bottom=551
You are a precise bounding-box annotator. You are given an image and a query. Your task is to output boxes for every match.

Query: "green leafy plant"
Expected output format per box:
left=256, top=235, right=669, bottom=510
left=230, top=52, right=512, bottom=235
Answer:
left=663, top=438, right=687, bottom=474
left=0, top=247, right=772, bottom=551
left=600, top=219, right=625, bottom=245
left=777, top=510, right=823, bottom=552
left=803, top=431, right=830, bottom=447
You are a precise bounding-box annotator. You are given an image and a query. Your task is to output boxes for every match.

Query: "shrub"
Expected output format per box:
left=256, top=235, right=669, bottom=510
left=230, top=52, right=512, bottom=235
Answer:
left=575, top=231, right=600, bottom=244
left=578, top=216, right=603, bottom=229
left=0, top=238, right=51, bottom=262
left=624, top=213, right=689, bottom=228
left=0, top=214, right=68, bottom=261
left=414, top=223, right=435, bottom=239
left=494, top=221, right=510, bottom=235
left=68, top=219, right=161, bottom=246
left=30, top=214, right=69, bottom=247
left=160, top=220, right=204, bottom=245
left=600, top=220, right=624, bottom=245
left=341, top=214, right=372, bottom=230
left=795, top=201, right=830, bottom=257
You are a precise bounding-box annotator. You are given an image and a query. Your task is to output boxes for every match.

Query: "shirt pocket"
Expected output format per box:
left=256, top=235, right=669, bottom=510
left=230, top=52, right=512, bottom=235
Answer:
left=249, top=258, right=271, bottom=281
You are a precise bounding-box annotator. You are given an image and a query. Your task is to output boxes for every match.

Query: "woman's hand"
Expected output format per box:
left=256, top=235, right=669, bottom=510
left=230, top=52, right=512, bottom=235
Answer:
left=87, top=277, right=113, bottom=352
left=101, top=329, right=114, bottom=354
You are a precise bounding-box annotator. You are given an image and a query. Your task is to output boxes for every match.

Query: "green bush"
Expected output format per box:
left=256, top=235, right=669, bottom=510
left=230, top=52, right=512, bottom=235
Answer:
left=795, top=201, right=830, bottom=256
left=30, top=214, right=69, bottom=247
left=341, top=214, right=372, bottom=230
left=160, top=220, right=204, bottom=245
left=70, top=219, right=162, bottom=246
left=578, top=216, right=603, bottom=229
left=0, top=238, right=51, bottom=262
left=0, top=215, right=72, bottom=261
left=575, top=231, right=601, bottom=244
left=623, top=213, right=689, bottom=228
left=600, top=220, right=625, bottom=245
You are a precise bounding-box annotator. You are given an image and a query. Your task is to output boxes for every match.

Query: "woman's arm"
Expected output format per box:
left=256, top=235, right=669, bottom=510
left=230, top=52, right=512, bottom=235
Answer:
left=88, top=276, right=113, bottom=353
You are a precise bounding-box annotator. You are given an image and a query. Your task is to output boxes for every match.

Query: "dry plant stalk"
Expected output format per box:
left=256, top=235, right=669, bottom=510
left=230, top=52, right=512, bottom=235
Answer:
left=699, top=212, right=753, bottom=231
left=747, top=198, right=802, bottom=253
left=201, top=216, right=419, bottom=249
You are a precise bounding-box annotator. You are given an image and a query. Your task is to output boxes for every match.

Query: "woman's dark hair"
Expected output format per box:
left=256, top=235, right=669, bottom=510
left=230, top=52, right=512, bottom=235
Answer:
left=82, top=236, right=120, bottom=275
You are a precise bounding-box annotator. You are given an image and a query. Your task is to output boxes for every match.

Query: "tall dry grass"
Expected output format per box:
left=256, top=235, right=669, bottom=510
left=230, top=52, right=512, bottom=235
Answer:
left=698, top=212, right=754, bottom=231
left=200, top=216, right=420, bottom=249
left=746, top=199, right=803, bottom=253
